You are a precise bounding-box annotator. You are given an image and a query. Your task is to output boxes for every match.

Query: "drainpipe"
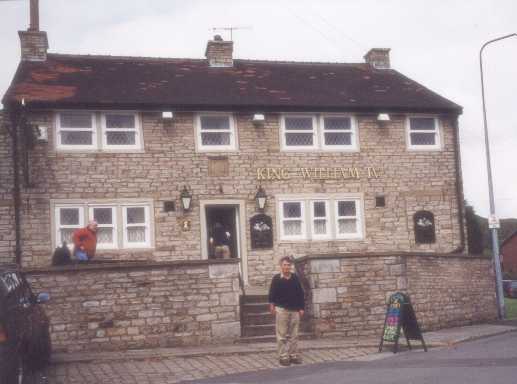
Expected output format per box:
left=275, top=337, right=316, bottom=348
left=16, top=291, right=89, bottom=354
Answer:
left=8, top=103, right=23, bottom=266
left=452, top=114, right=466, bottom=253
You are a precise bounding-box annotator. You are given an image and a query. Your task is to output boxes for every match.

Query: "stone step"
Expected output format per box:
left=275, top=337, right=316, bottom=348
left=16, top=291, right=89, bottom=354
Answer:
left=243, top=312, right=274, bottom=326
left=237, top=332, right=315, bottom=344
left=241, top=294, right=269, bottom=304
left=242, top=324, right=276, bottom=337
left=241, top=302, right=270, bottom=314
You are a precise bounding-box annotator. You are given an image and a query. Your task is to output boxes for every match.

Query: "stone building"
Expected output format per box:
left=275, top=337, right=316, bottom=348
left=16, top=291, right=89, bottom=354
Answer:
left=501, top=231, right=517, bottom=277
left=0, top=1, right=497, bottom=352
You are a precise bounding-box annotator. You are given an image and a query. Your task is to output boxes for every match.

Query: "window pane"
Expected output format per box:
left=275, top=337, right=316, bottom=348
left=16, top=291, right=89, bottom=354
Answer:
left=60, top=228, right=75, bottom=244
left=285, top=117, right=313, bottom=130
left=200, top=116, right=230, bottom=130
left=60, top=208, right=79, bottom=225
left=126, top=207, right=145, bottom=224
left=324, top=117, right=351, bottom=130
left=97, top=227, right=113, bottom=244
left=285, top=133, right=313, bottom=146
left=410, top=117, right=435, bottom=131
left=338, top=218, right=357, bottom=234
left=284, top=221, right=302, bottom=236
left=283, top=202, right=301, bottom=218
left=93, top=208, right=112, bottom=224
left=61, top=131, right=93, bottom=145
left=313, top=202, right=326, bottom=218
left=60, top=112, right=92, bottom=128
left=105, top=114, right=135, bottom=129
left=314, top=219, right=327, bottom=235
left=410, top=132, right=436, bottom=145
left=338, top=201, right=356, bottom=217
left=201, top=132, right=231, bottom=146
left=106, top=131, right=136, bottom=145
left=324, top=132, right=351, bottom=146
left=127, top=227, right=146, bottom=242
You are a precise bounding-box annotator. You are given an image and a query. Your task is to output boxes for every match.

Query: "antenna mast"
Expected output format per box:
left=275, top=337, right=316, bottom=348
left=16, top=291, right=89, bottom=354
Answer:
left=210, top=26, right=252, bottom=41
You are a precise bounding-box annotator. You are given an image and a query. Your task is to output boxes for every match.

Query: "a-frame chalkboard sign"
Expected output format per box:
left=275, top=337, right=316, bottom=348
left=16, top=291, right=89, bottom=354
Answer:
left=379, top=292, right=427, bottom=353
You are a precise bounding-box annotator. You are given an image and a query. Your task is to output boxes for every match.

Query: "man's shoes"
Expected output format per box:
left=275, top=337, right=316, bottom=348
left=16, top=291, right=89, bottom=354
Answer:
left=279, top=358, right=291, bottom=366
left=290, top=356, right=303, bottom=364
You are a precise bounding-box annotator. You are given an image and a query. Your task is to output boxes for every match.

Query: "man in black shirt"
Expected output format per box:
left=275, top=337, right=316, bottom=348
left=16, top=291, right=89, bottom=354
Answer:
left=268, top=256, right=305, bottom=366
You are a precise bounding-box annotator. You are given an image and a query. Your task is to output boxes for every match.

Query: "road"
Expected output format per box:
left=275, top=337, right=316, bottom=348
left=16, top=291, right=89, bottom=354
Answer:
left=193, top=332, right=517, bottom=384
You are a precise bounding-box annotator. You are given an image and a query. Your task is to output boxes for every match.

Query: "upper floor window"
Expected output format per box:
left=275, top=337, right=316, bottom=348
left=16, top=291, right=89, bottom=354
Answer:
left=56, top=111, right=143, bottom=151
left=196, top=114, right=237, bottom=151
left=281, top=114, right=357, bottom=151
left=407, top=116, right=440, bottom=150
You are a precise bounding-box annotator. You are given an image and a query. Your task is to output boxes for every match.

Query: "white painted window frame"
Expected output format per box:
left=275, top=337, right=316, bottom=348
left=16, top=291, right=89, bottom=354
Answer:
left=320, top=114, right=358, bottom=151
left=89, top=205, right=118, bottom=250
left=101, top=112, right=142, bottom=150
left=55, top=205, right=85, bottom=246
left=122, top=205, right=151, bottom=249
left=279, top=200, right=307, bottom=240
left=195, top=113, right=237, bottom=151
left=406, top=115, right=441, bottom=151
left=56, top=111, right=97, bottom=150
left=310, top=199, right=331, bottom=240
left=334, top=198, right=363, bottom=240
left=280, top=114, right=318, bottom=151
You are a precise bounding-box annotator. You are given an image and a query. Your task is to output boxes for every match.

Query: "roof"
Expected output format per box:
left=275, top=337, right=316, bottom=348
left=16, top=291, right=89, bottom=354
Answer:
left=502, top=230, right=517, bottom=248
left=2, top=53, right=462, bottom=113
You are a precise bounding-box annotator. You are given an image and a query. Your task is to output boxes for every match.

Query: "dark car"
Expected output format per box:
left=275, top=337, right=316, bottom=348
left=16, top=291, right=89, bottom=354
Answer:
left=0, top=266, right=51, bottom=384
left=504, top=280, right=517, bottom=299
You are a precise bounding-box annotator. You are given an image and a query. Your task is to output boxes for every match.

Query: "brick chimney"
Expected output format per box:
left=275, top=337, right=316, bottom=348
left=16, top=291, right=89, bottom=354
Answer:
left=205, top=35, right=233, bottom=67
left=364, top=48, right=391, bottom=69
left=19, top=0, right=48, bottom=61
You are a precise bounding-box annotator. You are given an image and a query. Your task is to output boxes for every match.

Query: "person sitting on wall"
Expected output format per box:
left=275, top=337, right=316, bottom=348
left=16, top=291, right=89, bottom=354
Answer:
left=268, top=256, right=305, bottom=366
left=72, top=220, right=98, bottom=262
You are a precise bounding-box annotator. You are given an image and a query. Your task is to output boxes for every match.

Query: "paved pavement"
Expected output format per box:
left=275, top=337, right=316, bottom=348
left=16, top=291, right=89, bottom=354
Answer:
left=42, top=323, right=517, bottom=384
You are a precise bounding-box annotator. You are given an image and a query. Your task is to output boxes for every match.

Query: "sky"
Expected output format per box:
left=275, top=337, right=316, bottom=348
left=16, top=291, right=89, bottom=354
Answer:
left=0, top=0, right=516, bottom=219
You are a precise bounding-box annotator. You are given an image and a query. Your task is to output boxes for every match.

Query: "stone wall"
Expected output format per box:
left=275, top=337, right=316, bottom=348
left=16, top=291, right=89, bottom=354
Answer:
left=13, top=111, right=463, bottom=288
left=297, top=254, right=497, bottom=337
left=25, top=260, right=242, bottom=353
left=0, top=111, right=15, bottom=265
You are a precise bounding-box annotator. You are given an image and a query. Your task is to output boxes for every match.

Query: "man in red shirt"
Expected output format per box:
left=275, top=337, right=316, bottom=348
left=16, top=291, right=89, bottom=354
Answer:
left=72, top=220, right=98, bottom=261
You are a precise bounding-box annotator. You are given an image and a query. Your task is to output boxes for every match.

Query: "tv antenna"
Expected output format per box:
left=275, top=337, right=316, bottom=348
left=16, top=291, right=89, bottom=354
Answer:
left=209, top=26, right=252, bottom=41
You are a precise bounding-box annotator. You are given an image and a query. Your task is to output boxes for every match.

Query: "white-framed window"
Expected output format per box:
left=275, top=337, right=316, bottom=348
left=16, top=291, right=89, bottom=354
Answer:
left=101, top=113, right=141, bottom=149
left=281, top=114, right=357, bottom=151
left=279, top=201, right=306, bottom=240
left=281, top=115, right=317, bottom=150
left=310, top=200, right=330, bottom=239
left=89, top=206, right=117, bottom=249
left=56, top=111, right=96, bottom=150
left=196, top=113, right=237, bottom=151
left=335, top=199, right=362, bottom=239
left=407, top=116, right=441, bottom=150
left=55, top=111, right=143, bottom=151
left=123, top=206, right=151, bottom=248
left=55, top=206, right=84, bottom=245
left=277, top=196, right=363, bottom=241
left=53, top=201, right=153, bottom=250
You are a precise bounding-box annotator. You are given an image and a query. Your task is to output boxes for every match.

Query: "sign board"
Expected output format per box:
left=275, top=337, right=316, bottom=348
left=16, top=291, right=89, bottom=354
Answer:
left=250, top=214, right=273, bottom=249
left=488, top=214, right=500, bottom=229
left=379, top=292, right=427, bottom=353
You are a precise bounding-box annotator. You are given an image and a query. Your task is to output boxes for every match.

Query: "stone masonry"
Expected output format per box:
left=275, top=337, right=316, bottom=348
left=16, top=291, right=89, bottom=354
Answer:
left=26, top=260, right=241, bottom=353
left=3, top=111, right=463, bottom=289
left=297, top=254, right=497, bottom=337
left=0, top=111, right=15, bottom=265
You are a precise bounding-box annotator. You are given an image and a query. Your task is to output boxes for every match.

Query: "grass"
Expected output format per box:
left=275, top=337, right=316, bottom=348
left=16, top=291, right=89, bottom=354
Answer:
left=504, top=297, right=517, bottom=319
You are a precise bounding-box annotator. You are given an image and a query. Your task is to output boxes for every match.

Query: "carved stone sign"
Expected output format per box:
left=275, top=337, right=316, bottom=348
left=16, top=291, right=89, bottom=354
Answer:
left=256, top=167, right=381, bottom=181
left=250, top=214, right=273, bottom=249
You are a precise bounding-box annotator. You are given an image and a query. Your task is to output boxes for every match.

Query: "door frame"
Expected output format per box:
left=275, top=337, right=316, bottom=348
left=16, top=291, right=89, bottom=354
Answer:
left=200, top=199, right=249, bottom=285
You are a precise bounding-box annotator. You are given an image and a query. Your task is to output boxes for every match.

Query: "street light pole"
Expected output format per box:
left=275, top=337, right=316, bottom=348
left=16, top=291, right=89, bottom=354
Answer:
left=479, top=33, right=517, bottom=319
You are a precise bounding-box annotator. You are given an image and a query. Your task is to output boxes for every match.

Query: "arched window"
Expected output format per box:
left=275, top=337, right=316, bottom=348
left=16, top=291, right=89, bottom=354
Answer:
left=413, top=211, right=436, bottom=244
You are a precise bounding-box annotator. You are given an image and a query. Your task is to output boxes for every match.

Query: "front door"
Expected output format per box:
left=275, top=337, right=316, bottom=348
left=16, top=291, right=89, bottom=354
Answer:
left=205, top=205, right=239, bottom=260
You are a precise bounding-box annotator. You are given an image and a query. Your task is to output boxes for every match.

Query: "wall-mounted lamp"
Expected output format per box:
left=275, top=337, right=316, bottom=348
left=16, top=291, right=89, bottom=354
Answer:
left=180, top=185, right=192, bottom=212
left=255, top=186, right=267, bottom=212
left=252, top=113, right=265, bottom=127
left=377, top=113, right=390, bottom=127
left=162, top=111, right=174, bottom=120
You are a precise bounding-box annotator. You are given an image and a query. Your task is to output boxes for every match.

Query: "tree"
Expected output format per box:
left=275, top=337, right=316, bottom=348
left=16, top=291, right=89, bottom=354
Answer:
left=465, top=203, right=484, bottom=254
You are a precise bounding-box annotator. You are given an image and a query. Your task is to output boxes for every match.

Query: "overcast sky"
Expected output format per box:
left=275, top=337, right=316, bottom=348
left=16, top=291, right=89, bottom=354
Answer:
left=1, top=0, right=516, bottom=219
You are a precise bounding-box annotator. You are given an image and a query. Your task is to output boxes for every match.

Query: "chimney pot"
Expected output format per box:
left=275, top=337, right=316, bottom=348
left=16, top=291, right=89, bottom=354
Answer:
left=29, top=0, right=40, bottom=31
left=205, top=36, right=234, bottom=67
left=364, top=48, right=391, bottom=69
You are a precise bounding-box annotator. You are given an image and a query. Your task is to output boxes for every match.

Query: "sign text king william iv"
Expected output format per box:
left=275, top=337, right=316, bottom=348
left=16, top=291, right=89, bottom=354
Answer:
left=256, top=167, right=381, bottom=181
